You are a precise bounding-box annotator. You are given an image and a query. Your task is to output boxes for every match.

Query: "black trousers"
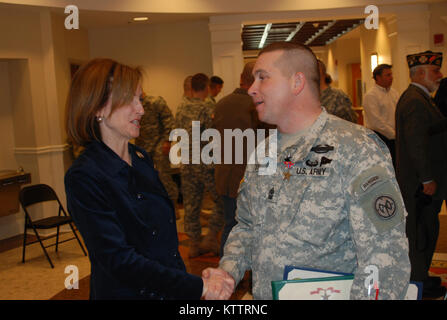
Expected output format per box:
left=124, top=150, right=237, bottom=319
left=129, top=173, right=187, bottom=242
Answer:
left=406, top=193, right=443, bottom=282
left=374, top=131, right=396, bottom=169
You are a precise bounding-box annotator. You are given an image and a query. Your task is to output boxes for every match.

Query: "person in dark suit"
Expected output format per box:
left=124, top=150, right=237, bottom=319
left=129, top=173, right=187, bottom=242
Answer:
left=395, top=50, right=446, bottom=298
left=212, top=61, right=259, bottom=256
left=64, top=58, right=234, bottom=300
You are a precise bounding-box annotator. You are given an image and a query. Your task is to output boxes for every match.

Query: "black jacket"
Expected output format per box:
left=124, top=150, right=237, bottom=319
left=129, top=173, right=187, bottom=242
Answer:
left=65, top=140, right=202, bottom=299
left=395, top=84, right=447, bottom=203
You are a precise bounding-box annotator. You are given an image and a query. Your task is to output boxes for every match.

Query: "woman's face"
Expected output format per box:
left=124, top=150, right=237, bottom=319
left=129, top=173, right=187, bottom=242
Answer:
left=97, top=85, right=144, bottom=143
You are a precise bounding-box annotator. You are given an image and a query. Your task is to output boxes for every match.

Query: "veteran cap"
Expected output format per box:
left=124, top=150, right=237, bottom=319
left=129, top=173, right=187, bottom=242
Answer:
left=406, top=50, right=442, bottom=69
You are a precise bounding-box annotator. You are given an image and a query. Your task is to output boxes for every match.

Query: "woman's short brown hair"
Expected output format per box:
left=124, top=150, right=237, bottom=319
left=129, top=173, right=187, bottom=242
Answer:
left=66, top=58, right=142, bottom=147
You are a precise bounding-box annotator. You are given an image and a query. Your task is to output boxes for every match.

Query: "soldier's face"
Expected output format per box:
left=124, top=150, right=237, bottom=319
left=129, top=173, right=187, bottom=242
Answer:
left=97, top=85, right=144, bottom=143
left=248, top=50, right=295, bottom=125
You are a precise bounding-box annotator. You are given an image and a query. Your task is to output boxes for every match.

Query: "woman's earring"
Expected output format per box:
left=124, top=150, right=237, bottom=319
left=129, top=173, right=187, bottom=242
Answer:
left=97, top=116, right=104, bottom=122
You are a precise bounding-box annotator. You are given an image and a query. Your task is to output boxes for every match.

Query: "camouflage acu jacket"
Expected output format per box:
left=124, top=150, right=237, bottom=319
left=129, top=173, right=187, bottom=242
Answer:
left=135, top=95, right=174, bottom=154
left=321, top=86, right=358, bottom=123
left=220, top=108, right=410, bottom=300
left=174, top=97, right=214, bottom=164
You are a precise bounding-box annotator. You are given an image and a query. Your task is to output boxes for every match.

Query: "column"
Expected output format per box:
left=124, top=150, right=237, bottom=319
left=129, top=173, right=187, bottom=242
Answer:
left=208, top=18, right=244, bottom=97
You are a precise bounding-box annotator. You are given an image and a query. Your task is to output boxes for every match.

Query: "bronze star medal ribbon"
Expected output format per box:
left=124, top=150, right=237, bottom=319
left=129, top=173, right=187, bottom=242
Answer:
left=283, top=155, right=294, bottom=181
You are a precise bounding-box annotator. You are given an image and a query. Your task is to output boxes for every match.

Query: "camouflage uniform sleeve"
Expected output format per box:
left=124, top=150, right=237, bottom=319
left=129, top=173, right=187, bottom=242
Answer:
left=219, top=173, right=254, bottom=285
left=199, top=104, right=214, bottom=130
left=156, top=97, right=175, bottom=141
left=174, top=107, right=183, bottom=130
left=346, top=135, right=410, bottom=299
left=339, top=93, right=358, bottom=123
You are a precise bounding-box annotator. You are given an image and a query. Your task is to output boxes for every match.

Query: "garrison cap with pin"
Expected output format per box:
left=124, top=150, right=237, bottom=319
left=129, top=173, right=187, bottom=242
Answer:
left=406, top=50, right=442, bottom=68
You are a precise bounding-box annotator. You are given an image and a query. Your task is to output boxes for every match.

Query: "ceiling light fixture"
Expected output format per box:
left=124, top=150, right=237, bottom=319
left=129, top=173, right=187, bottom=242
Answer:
left=371, top=53, right=379, bottom=72
left=133, top=17, right=148, bottom=22
left=258, top=23, right=272, bottom=49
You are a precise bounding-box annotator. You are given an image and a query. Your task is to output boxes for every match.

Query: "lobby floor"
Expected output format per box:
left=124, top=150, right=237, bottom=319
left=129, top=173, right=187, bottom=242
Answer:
left=0, top=199, right=446, bottom=300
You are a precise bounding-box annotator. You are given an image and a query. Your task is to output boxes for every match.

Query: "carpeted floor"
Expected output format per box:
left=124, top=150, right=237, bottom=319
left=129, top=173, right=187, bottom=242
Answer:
left=49, top=231, right=252, bottom=300
left=1, top=201, right=446, bottom=300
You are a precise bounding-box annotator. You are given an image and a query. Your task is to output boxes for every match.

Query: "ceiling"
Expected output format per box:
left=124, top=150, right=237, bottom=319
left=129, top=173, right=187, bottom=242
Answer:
left=242, top=19, right=364, bottom=50
left=29, top=3, right=364, bottom=50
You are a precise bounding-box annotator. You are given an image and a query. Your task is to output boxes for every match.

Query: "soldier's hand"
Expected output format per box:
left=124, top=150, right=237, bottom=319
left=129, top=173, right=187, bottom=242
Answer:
left=201, top=268, right=235, bottom=300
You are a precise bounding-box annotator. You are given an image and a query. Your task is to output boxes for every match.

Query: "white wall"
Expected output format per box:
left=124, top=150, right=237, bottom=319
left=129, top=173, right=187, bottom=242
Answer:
left=326, top=37, right=361, bottom=95
left=429, top=2, right=447, bottom=77
left=88, top=19, right=214, bottom=113
left=0, top=6, right=90, bottom=240
left=360, top=18, right=394, bottom=96
left=0, top=62, right=18, bottom=171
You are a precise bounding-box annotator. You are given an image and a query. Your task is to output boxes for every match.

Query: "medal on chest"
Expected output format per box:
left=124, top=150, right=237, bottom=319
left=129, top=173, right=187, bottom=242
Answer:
left=283, top=155, right=294, bottom=181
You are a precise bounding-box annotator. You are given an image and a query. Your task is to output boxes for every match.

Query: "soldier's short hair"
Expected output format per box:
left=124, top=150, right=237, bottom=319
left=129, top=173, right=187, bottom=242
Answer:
left=66, top=58, right=142, bottom=147
left=209, top=76, right=224, bottom=89
left=259, top=42, right=320, bottom=99
left=373, top=64, right=392, bottom=80
left=191, top=73, right=209, bottom=92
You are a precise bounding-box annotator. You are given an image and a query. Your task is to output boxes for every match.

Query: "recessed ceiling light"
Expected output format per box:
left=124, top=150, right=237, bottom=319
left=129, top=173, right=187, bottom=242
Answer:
left=133, top=17, right=148, bottom=22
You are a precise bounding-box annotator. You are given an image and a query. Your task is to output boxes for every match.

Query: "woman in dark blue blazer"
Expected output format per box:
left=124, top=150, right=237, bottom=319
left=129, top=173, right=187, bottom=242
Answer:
left=64, top=58, right=232, bottom=300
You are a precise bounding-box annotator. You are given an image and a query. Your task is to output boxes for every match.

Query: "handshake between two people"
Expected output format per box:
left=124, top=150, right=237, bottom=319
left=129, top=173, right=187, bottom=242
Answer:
left=201, top=267, right=235, bottom=300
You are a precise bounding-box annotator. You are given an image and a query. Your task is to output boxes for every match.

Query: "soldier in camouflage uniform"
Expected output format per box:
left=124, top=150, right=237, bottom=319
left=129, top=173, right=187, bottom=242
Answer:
left=214, top=42, right=410, bottom=300
left=175, top=73, right=224, bottom=258
left=183, top=75, right=193, bottom=101
left=318, top=60, right=358, bottom=123
left=135, top=93, right=179, bottom=209
left=205, top=75, right=224, bottom=105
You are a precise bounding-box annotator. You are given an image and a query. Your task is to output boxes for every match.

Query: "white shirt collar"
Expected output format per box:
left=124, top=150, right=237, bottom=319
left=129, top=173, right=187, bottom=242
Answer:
left=374, top=83, right=391, bottom=93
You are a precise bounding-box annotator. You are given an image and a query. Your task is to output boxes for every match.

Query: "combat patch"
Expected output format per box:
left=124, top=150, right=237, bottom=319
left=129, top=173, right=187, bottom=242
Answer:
left=352, top=166, right=404, bottom=233
left=374, top=195, right=397, bottom=219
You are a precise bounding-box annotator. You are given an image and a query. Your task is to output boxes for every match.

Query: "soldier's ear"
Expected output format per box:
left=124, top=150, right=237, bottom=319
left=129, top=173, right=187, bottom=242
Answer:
left=291, top=72, right=305, bottom=95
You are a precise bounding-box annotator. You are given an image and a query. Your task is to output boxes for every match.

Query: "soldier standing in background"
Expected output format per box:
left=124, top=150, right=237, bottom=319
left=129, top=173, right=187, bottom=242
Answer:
left=317, top=59, right=358, bottom=123
left=206, top=76, right=224, bottom=105
left=135, top=92, right=179, bottom=217
left=183, top=75, right=193, bottom=101
left=175, top=73, right=224, bottom=258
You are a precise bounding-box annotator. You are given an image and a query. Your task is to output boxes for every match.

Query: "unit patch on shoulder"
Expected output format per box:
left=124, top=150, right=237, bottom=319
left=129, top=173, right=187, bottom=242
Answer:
left=374, top=195, right=397, bottom=219
left=352, top=166, right=404, bottom=233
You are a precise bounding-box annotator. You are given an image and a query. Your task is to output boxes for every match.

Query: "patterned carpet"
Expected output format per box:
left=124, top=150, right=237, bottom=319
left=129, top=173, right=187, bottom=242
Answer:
left=49, top=231, right=251, bottom=300
left=0, top=205, right=445, bottom=300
